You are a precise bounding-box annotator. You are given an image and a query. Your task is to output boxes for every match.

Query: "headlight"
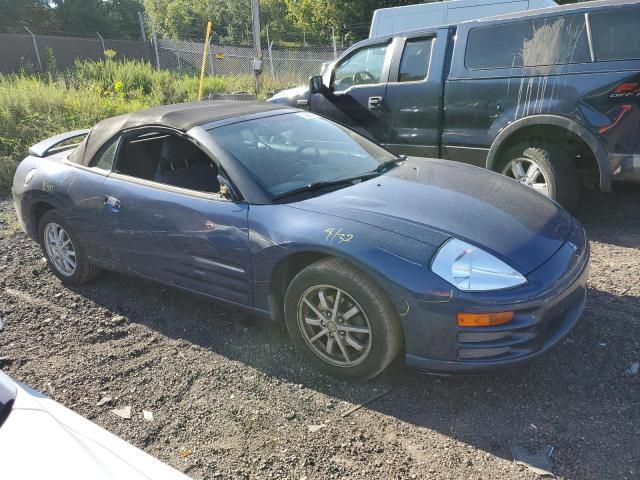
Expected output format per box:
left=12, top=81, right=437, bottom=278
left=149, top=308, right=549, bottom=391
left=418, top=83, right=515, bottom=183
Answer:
left=431, top=238, right=526, bottom=291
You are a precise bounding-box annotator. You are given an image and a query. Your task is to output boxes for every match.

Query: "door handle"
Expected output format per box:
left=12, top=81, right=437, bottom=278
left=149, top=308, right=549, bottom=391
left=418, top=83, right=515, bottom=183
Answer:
left=368, top=96, right=383, bottom=110
left=104, top=195, right=121, bottom=211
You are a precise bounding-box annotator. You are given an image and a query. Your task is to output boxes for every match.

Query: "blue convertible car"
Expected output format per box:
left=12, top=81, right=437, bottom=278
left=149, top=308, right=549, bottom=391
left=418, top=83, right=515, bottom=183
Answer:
left=12, top=101, right=589, bottom=381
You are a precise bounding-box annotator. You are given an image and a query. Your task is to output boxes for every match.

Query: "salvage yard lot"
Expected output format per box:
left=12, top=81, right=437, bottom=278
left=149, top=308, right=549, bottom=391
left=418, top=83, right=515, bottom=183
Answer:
left=0, top=185, right=638, bottom=480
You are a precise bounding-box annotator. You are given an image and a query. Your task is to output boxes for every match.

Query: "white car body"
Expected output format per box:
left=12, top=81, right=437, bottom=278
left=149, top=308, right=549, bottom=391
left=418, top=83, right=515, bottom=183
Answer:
left=0, top=370, right=190, bottom=480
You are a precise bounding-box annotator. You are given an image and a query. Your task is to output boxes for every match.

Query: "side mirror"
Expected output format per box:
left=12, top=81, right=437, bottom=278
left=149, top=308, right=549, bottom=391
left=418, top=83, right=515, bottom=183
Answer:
left=309, top=75, right=325, bottom=95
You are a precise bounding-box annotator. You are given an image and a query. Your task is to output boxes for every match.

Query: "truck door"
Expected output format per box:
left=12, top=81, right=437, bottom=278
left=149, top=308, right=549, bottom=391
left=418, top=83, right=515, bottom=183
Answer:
left=383, top=29, right=449, bottom=158
left=310, top=39, right=395, bottom=143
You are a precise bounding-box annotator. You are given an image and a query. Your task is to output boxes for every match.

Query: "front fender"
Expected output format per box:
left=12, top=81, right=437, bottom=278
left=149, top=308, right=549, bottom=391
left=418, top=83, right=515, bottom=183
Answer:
left=248, top=204, right=452, bottom=349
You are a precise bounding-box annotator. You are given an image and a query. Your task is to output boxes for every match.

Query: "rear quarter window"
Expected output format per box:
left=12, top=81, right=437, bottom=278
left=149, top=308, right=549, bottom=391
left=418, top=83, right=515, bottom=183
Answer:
left=590, top=6, right=640, bottom=62
left=465, top=14, right=590, bottom=70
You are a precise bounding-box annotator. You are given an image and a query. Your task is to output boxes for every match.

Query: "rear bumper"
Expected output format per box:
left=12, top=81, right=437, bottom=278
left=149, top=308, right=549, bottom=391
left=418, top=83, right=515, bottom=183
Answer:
left=403, top=220, right=589, bottom=374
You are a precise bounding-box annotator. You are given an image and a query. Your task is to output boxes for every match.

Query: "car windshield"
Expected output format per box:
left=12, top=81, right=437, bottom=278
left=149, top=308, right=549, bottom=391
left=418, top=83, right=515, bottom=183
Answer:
left=207, top=112, right=397, bottom=198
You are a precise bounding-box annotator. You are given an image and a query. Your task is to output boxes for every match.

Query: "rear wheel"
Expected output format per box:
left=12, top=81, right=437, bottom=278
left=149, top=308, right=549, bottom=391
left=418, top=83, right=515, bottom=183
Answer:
left=284, top=258, right=403, bottom=381
left=500, top=142, right=580, bottom=212
left=38, top=210, right=100, bottom=285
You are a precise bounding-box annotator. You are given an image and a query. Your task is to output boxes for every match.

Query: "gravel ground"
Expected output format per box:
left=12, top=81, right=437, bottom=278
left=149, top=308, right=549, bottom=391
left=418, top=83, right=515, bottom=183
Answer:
left=0, top=186, right=638, bottom=480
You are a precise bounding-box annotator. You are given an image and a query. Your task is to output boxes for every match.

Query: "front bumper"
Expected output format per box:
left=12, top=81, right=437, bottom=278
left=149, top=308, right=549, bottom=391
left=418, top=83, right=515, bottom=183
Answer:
left=403, top=220, right=590, bottom=374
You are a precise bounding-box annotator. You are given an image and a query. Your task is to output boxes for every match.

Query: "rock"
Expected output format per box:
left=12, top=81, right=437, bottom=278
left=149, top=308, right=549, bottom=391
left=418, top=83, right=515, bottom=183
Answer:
left=626, top=362, right=639, bottom=375
left=284, top=411, right=296, bottom=421
left=307, top=424, right=326, bottom=433
left=143, top=409, right=154, bottom=422
left=111, top=315, right=126, bottom=325
left=111, top=405, right=132, bottom=419
left=0, top=316, right=4, bottom=331
left=96, top=396, right=112, bottom=406
left=179, top=447, right=193, bottom=458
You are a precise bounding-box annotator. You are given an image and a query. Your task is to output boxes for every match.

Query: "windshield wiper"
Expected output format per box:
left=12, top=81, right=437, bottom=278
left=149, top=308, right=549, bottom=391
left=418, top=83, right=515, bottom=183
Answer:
left=373, top=155, right=407, bottom=173
left=273, top=173, right=379, bottom=201
left=273, top=156, right=407, bottom=201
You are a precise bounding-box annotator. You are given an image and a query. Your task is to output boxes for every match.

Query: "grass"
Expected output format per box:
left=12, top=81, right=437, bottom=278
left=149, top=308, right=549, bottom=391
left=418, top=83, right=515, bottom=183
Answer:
left=0, top=207, right=21, bottom=238
left=0, top=58, right=299, bottom=194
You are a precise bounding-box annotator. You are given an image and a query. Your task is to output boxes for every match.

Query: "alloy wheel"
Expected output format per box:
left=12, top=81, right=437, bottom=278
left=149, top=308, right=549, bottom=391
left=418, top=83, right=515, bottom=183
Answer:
left=502, top=157, right=550, bottom=196
left=297, top=284, right=372, bottom=367
left=44, top=222, right=77, bottom=277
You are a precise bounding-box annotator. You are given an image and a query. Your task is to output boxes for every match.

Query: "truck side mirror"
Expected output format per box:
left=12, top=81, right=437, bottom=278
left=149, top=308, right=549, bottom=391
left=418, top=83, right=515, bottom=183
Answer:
left=309, top=75, right=325, bottom=95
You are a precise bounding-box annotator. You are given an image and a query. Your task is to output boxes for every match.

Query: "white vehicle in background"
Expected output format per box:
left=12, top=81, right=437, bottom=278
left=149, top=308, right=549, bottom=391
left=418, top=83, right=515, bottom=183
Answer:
left=369, top=0, right=556, bottom=37
left=0, top=370, right=190, bottom=480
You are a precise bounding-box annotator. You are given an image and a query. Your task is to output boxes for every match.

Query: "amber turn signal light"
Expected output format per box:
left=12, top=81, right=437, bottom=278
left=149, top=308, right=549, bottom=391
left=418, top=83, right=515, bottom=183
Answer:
left=457, top=311, right=514, bottom=327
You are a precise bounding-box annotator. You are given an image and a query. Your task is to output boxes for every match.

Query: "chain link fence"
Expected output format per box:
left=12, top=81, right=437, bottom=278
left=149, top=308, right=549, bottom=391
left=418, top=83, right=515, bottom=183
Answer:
left=0, top=31, right=343, bottom=83
left=157, top=38, right=341, bottom=82
left=0, top=32, right=153, bottom=73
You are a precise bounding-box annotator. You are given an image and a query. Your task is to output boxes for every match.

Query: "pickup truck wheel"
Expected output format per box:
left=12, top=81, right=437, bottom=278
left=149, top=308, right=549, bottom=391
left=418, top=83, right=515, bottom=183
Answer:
left=500, top=142, right=580, bottom=212
left=38, top=210, right=100, bottom=285
left=284, top=258, right=403, bottom=382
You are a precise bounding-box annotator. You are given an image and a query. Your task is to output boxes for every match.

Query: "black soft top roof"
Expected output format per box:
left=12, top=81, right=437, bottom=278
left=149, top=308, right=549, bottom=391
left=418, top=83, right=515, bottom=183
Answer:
left=69, top=100, right=291, bottom=166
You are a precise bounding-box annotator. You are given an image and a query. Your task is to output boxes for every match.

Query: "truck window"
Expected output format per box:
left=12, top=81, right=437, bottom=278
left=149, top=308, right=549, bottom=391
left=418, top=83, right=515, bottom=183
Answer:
left=333, top=44, right=388, bottom=93
left=590, top=7, right=640, bottom=62
left=398, top=38, right=433, bottom=82
left=465, top=14, right=590, bottom=70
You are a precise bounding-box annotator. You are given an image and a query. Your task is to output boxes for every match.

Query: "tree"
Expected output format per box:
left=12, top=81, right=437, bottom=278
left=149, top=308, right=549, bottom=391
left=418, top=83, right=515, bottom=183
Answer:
left=0, top=0, right=56, bottom=32
left=50, top=0, right=111, bottom=36
left=284, top=0, right=419, bottom=41
left=143, top=0, right=251, bottom=42
left=107, top=0, right=146, bottom=39
left=49, top=0, right=144, bottom=38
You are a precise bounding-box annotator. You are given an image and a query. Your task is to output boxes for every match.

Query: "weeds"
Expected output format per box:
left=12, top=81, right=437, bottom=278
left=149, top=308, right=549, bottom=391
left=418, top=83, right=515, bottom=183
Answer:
left=0, top=204, right=21, bottom=238
left=0, top=157, right=16, bottom=194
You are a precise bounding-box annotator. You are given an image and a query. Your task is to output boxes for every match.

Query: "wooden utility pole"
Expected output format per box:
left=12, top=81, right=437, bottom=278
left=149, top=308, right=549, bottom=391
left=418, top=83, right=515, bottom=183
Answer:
left=198, top=21, right=213, bottom=101
left=250, top=0, right=263, bottom=94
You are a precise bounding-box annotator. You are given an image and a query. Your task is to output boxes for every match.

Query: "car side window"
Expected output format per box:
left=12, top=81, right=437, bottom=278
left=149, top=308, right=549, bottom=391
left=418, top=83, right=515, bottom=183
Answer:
left=590, top=6, right=640, bottom=62
left=333, top=44, right=388, bottom=93
left=90, top=136, right=120, bottom=170
left=398, top=37, right=433, bottom=82
left=114, top=131, right=221, bottom=195
left=465, top=14, right=590, bottom=70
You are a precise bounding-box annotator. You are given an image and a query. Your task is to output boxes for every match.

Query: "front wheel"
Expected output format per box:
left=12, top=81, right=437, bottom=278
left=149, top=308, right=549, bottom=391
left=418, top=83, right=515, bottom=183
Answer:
left=500, top=142, right=580, bottom=212
left=284, top=258, right=403, bottom=382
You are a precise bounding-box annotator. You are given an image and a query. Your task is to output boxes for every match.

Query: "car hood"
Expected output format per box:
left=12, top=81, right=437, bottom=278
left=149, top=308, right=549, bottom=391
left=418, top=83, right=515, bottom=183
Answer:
left=267, top=86, right=309, bottom=106
left=0, top=371, right=189, bottom=480
left=290, top=158, right=572, bottom=275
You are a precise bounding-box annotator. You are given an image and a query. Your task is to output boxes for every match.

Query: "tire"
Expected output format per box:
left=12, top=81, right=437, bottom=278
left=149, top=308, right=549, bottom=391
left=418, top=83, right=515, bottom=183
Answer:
left=38, top=209, right=100, bottom=285
left=500, top=142, right=580, bottom=212
left=284, top=258, right=403, bottom=382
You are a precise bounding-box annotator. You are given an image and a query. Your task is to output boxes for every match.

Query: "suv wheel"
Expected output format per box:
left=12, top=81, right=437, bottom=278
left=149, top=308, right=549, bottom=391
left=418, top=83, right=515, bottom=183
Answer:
left=500, top=142, right=580, bottom=212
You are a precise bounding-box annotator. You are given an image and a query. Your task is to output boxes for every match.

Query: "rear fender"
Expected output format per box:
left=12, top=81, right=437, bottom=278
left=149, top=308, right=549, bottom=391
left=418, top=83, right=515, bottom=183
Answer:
left=486, top=115, right=611, bottom=191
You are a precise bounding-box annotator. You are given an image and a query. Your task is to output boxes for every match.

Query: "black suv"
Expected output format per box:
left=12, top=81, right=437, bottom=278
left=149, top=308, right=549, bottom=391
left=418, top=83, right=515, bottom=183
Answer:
left=269, top=0, right=640, bottom=210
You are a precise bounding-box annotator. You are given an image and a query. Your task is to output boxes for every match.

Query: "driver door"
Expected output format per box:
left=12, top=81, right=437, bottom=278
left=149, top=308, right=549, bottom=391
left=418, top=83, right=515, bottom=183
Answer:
left=310, top=39, right=395, bottom=143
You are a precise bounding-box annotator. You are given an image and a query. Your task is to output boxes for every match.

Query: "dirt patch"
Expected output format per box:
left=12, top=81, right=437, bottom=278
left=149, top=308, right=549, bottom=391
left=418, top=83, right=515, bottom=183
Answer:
left=0, top=186, right=639, bottom=479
